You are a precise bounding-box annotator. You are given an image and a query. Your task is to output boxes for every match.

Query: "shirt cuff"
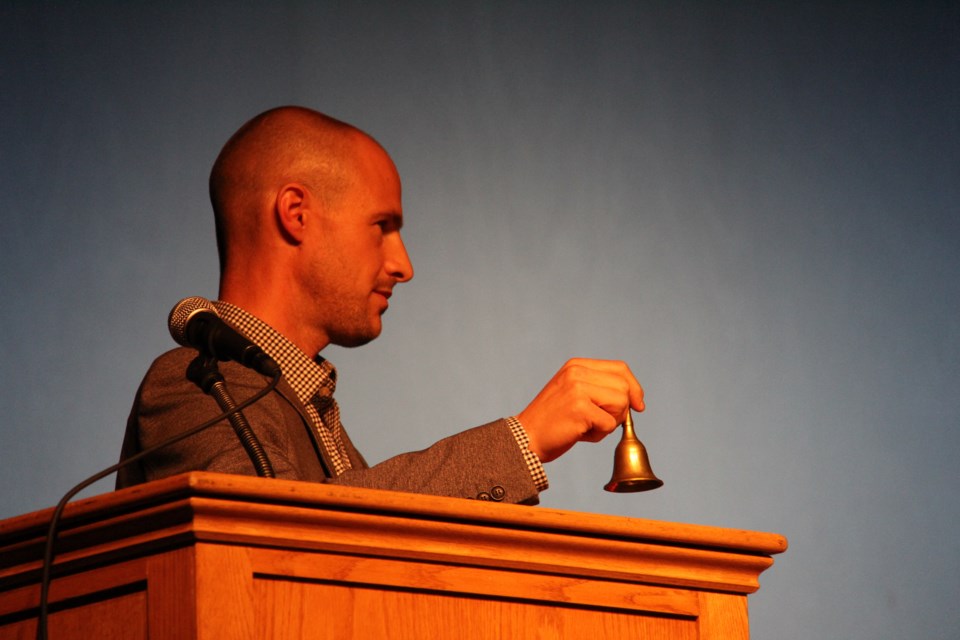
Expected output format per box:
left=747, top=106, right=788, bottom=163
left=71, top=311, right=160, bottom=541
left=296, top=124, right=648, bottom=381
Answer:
left=506, top=416, right=549, bottom=492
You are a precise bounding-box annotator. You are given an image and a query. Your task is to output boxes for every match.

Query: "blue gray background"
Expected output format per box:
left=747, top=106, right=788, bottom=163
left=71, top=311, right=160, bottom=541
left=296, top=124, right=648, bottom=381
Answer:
left=2, top=3, right=958, bottom=638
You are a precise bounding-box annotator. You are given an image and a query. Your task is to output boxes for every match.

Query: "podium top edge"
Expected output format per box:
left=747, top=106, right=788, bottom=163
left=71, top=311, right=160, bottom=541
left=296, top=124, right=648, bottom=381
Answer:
left=1, top=471, right=788, bottom=556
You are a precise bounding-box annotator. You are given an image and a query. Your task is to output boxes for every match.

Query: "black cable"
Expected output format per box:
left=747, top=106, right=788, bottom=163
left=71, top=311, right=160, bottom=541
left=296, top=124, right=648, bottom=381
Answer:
left=187, top=355, right=275, bottom=478
left=34, top=367, right=282, bottom=640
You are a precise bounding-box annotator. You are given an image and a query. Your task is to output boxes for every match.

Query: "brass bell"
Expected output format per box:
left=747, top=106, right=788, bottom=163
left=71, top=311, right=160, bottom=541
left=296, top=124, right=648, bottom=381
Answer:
left=604, top=409, right=663, bottom=493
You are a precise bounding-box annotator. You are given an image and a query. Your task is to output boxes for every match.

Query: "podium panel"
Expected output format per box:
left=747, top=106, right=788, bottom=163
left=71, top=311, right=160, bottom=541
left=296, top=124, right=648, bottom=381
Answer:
left=0, top=472, right=785, bottom=639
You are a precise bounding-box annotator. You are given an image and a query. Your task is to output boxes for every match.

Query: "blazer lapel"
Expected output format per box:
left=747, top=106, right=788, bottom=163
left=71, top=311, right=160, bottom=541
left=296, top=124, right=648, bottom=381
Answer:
left=273, top=378, right=336, bottom=478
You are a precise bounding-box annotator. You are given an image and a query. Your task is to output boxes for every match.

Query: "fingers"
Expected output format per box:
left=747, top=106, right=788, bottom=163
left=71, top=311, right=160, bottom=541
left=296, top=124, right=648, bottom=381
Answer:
left=577, top=401, right=621, bottom=442
left=557, top=358, right=645, bottom=419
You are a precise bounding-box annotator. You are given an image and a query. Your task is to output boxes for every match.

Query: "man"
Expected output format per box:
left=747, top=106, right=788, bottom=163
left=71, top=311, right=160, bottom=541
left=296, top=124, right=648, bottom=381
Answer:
left=117, top=106, right=644, bottom=505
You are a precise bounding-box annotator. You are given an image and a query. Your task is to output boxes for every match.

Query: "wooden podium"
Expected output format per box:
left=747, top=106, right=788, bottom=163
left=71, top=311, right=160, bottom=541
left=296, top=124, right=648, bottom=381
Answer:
left=0, top=472, right=786, bottom=639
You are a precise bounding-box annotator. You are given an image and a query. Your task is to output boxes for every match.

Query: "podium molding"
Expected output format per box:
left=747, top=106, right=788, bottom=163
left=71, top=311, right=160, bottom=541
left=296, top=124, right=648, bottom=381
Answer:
left=0, top=472, right=786, bottom=639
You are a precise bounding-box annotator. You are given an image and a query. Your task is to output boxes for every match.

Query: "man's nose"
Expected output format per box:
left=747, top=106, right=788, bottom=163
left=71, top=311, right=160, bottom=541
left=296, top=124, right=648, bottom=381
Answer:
left=385, top=233, right=414, bottom=283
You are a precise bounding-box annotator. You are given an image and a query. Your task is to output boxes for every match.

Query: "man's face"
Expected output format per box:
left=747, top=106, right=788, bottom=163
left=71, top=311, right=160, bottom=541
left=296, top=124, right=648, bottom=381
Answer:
left=302, top=140, right=413, bottom=350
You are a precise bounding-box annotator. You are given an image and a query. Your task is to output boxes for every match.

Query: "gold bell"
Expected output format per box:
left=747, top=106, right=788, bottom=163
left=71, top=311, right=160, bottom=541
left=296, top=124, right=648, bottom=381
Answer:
left=604, top=410, right=663, bottom=493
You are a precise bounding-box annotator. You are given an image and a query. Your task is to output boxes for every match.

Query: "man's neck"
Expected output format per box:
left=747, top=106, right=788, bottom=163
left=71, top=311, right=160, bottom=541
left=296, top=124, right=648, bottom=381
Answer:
left=218, top=287, right=329, bottom=357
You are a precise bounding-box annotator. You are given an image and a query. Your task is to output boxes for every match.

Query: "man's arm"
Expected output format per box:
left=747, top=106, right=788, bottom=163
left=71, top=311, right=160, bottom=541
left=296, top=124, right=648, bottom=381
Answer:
left=331, top=358, right=644, bottom=503
left=331, top=418, right=541, bottom=504
left=119, top=353, right=640, bottom=507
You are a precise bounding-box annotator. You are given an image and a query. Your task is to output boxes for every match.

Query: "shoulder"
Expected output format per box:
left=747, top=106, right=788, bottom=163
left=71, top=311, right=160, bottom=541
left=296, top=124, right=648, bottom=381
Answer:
left=143, top=347, right=267, bottom=389
left=145, top=347, right=197, bottom=378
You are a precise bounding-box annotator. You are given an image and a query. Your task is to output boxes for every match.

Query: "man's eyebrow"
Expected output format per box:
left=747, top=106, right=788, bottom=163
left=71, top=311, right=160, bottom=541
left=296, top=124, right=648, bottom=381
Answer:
left=377, top=211, right=404, bottom=229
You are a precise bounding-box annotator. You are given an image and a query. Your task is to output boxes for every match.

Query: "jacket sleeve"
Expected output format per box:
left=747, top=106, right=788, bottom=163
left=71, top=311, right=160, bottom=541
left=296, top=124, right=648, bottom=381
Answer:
left=332, top=419, right=541, bottom=505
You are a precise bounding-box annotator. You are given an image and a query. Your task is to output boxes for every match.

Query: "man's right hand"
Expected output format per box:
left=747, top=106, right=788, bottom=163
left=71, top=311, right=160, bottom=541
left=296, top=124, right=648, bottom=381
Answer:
left=517, top=358, right=645, bottom=463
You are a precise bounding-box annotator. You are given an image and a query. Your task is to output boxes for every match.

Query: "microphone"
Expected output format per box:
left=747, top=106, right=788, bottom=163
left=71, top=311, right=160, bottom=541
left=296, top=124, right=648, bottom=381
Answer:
left=168, top=296, right=280, bottom=377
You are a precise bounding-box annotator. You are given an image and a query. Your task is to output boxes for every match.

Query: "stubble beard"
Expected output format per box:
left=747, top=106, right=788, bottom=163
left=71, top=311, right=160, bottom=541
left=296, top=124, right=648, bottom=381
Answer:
left=323, top=296, right=382, bottom=348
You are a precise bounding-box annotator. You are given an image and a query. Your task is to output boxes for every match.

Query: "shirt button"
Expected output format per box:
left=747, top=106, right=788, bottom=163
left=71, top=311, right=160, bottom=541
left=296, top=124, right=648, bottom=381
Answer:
left=490, top=486, right=506, bottom=501
left=476, top=492, right=492, bottom=501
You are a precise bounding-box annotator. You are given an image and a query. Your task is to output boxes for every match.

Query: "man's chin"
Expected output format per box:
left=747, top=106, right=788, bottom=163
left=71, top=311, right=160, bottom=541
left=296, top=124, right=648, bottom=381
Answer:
left=329, top=325, right=381, bottom=348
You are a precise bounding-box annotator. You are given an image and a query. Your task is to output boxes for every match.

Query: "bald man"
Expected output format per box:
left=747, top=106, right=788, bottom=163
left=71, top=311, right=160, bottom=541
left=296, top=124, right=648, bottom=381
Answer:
left=117, top=107, right=644, bottom=504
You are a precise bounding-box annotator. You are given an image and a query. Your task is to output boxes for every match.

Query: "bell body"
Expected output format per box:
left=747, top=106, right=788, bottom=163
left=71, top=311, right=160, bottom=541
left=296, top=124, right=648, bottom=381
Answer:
left=604, top=411, right=663, bottom=493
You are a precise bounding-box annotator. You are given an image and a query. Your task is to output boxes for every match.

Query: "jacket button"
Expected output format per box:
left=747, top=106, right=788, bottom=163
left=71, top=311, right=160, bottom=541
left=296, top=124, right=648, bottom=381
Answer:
left=490, top=486, right=506, bottom=501
left=476, top=492, right=492, bottom=500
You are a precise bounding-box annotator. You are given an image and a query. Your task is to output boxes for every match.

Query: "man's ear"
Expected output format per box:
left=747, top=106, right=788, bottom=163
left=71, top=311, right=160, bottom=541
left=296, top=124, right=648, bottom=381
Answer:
left=275, top=183, right=311, bottom=244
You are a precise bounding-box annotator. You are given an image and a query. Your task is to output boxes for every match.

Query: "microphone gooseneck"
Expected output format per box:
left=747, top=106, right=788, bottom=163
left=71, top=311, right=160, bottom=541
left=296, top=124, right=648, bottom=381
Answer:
left=188, top=355, right=275, bottom=479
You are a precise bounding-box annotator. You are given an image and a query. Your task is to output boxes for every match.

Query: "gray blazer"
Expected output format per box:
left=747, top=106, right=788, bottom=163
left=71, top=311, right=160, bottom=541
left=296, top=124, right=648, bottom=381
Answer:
left=116, top=348, right=540, bottom=504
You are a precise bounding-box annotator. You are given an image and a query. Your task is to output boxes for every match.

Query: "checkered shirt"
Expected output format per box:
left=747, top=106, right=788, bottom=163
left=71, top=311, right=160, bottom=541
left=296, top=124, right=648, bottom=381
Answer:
left=506, top=416, right=549, bottom=492
left=212, top=301, right=353, bottom=476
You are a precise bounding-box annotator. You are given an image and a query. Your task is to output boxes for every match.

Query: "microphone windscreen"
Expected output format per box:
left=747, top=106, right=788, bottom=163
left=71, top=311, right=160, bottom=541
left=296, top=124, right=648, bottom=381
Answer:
left=168, top=296, right=216, bottom=346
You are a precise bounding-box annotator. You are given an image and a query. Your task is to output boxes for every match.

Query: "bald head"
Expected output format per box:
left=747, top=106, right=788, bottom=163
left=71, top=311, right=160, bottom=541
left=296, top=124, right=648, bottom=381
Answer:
left=209, top=106, right=386, bottom=271
left=208, top=106, right=411, bottom=354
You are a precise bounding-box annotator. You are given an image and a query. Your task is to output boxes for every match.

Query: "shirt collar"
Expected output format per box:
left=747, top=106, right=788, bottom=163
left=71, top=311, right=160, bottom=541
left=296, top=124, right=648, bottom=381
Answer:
left=211, top=300, right=337, bottom=404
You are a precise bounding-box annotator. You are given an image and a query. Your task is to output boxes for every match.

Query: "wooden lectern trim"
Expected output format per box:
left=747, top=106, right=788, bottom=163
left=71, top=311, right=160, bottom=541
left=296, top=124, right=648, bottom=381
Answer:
left=0, top=472, right=787, bottom=639
left=1, top=472, right=785, bottom=593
